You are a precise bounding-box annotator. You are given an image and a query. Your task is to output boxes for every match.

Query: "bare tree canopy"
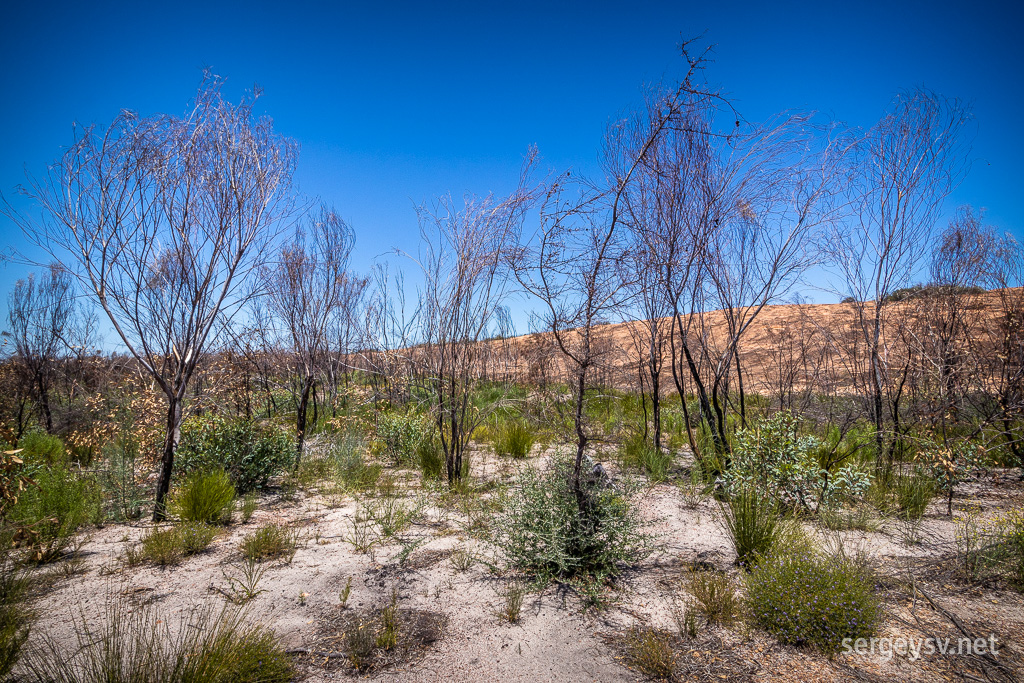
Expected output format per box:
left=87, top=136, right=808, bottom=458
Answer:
left=264, top=205, right=359, bottom=467
left=4, top=264, right=79, bottom=433
left=3, top=73, right=299, bottom=519
left=828, top=88, right=971, bottom=470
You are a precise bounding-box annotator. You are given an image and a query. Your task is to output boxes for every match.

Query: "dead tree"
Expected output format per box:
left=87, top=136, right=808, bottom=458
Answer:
left=5, top=75, right=298, bottom=519
left=828, top=88, right=969, bottom=473
left=264, top=206, right=357, bottom=468
left=411, top=152, right=538, bottom=485
left=515, top=44, right=713, bottom=500
left=4, top=264, right=78, bottom=433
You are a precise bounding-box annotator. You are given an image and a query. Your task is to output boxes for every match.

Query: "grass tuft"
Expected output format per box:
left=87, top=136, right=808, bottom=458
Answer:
left=240, top=523, right=298, bottom=562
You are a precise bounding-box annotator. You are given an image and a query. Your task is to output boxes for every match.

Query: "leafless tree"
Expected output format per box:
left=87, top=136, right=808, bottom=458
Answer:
left=327, top=267, right=369, bottom=412
left=828, top=88, right=969, bottom=471
left=515, top=44, right=713, bottom=499
left=618, top=90, right=713, bottom=454
left=411, top=153, right=538, bottom=484
left=4, top=75, right=298, bottom=519
left=4, top=264, right=79, bottom=432
left=264, top=206, right=357, bottom=467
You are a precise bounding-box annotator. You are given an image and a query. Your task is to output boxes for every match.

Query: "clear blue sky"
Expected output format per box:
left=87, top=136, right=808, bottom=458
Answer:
left=2, top=0, right=1021, bottom=338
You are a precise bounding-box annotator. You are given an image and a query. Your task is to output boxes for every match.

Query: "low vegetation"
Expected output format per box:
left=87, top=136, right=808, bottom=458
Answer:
left=491, top=452, right=652, bottom=584
left=745, top=544, right=881, bottom=653
left=17, top=601, right=293, bottom=683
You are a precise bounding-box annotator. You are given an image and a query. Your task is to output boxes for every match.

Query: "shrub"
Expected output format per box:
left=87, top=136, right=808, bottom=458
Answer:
left=170, top=470, right=235, bottom=525
left=494, top=421, right=535, bottom=459
left=17, top=431, right=66, bottom=467
left=491, top=452, right=652, bottom=582
left=620, top=433, right=672, bottom=483
left=9, top=465, right=99, bottom=563
left=745, top=547, right=880, bottom=653
left=724, top=412, right=870, bottom=511
left=376, top=411, right=430, bottom=466
left=176, top=417, right=293, bottom=494
left=686, top=569, right=740, bottom=626
left=719, top=487, right=784, bottom=568
left=18, top=601, right=293, bottom=682
left=241, top=523, right=298, bottom=562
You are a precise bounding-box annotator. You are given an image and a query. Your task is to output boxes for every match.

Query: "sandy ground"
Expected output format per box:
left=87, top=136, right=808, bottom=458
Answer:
left=20, top=447, right=1024, bottom=682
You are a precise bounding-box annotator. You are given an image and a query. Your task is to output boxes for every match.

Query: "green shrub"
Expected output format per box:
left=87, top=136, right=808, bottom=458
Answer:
left=720, top=487, right=785, bottom=568
left=170, top=470, right=235, bottom=525
left=491, top=452, right=652, bottom=582
left=176, top=417, right=293, bottom=494
left=376, top=411, right=430, bottom=466
left=745, top=547, right=881, bottom=653
left=9, top=465, right=99, bottom=563
left=494, top=421, right=535, bottom=459
left=620, top=433, right=672, bottom=483
left=18, top=601, right=293, bottom=682
left=724, top=412, right=870, bottom=511
left=241, top=523, right=298, bottom=562
left=17, top=431, right=66, bottom=467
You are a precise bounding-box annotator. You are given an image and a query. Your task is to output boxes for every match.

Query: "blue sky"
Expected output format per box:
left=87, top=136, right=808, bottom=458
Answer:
left=2, top=0, right=1021, bottom=340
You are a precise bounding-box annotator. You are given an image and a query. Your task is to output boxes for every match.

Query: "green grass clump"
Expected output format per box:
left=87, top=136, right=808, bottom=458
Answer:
left=620, top=433, right=673, bottom=483
left=719, top=487, right=784, bottom=568
left=417, top=436, right=445, bottom=480
left=241, top=523, right=298, bottom=562
left=139, top=522, right=216, bottom=566
left=745, top=547, right=880, bottom=653
left=18, top=601, right=293, bottom=682
left=170, top=470, right=235, bottom=525
left=895, top=468, right=936, bottom=520
left=494, top=421, right=535, bottom=459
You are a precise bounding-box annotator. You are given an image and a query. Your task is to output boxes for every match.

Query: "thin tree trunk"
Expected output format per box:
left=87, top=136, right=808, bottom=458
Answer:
left=295, top=375, right=314, bottom=471
left=36, top=372, right=53, bottom=434
left=734, top=346, right=746, bottom=429
left=153, top=395, right=182, bottom=522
